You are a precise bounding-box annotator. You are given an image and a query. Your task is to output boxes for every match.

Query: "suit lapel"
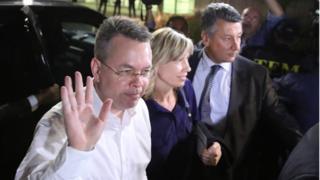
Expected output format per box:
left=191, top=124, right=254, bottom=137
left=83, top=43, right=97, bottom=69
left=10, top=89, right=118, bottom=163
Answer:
left=227, top=57, right=248, bottom=118
left=224, top=56, right=249, bottom=150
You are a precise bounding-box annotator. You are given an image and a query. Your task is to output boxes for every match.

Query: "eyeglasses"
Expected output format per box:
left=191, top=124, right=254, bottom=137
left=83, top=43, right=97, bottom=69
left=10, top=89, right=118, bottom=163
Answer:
left=100, top=60, right=152, bottom=79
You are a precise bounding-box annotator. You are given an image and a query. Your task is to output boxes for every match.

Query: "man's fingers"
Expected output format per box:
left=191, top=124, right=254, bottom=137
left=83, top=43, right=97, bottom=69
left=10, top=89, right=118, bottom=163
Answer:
left=209, top=142, right=222, bottom=165
left=85, top=76, right=94, bottom=105
left=61, top=86, right=76, bottom=133
left=65, top=76, right=78, bottom=111
left=65, top=76, right=73, bottom=94
left=201, top=142, right=222, bottom=166
left=201, top=149, right=211, bottom=163
left=208, top=142, right=221, bottom=154
left=61, top=86, right=71, bottom=113
left=99, top=98, right=113, bottom=122
left=75, top=71, right=85, bottom=107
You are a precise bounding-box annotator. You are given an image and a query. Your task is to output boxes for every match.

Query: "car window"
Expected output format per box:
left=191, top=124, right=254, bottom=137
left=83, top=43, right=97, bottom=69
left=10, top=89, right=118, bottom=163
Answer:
left=37, top=17, right=102, bottom=85
left=62, top=22, right=97, bottom=44
left=62, top=22, right=97, bottom=34
left=0, top=11, right=54, bottom=103
left=0, top=4, right=105, bottom=102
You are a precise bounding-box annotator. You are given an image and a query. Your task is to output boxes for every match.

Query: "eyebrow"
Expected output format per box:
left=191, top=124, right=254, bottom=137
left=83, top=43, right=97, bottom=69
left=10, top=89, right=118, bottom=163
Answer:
left=117, top=64, right=152, bottom=70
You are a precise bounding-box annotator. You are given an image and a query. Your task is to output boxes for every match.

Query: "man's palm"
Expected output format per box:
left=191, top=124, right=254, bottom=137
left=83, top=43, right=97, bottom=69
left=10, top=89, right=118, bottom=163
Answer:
left=61, top=72, right=112, bottom=151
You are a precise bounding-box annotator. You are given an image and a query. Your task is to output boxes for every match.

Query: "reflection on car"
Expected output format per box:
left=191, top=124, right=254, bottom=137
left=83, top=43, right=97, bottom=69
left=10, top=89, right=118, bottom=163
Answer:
left=0, top=1, right=105, bottom=179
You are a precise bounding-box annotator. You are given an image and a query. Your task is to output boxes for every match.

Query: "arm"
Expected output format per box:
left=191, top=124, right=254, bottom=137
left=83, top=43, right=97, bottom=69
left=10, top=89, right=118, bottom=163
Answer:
left=182, top=80, right=222, bottom=167
left=265, top=0, right=284, bottom=16
left=0, top=99, right=31, bottom=121
left=15, top=72, right=113, bottom=179
left=261, top=68, right=302, bottom=148
left=15, top=114, right=96, bottom=180
left=0, top=84, right=59, bottom=121
left=195, top=122, right=233, bottom=168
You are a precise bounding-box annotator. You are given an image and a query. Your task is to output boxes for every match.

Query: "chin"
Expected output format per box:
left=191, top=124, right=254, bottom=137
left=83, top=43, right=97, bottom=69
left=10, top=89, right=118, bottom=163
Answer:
left=223, top=58, right=235, bottom=63
left=126, top=99, right=140, bottom=109
left=229, top=58, right=237, bottom=62
left=178, top=81, right=186, bottom=87
left=227, top=55, right=238, bottom=61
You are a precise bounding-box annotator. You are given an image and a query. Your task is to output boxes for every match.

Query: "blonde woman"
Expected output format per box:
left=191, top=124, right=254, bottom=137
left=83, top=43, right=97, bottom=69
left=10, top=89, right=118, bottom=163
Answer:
left=144, top=27, right=222, bottom=180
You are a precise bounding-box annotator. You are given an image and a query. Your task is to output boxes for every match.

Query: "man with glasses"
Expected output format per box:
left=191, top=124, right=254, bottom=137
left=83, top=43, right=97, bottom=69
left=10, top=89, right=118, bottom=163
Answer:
left=15, top=16, right=153, bottom=180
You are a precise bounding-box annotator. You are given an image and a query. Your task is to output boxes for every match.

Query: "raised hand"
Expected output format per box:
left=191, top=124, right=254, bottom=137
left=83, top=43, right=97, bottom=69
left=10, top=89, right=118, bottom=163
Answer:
left=201, top=141, right=222, bottom=166
left=61, top=71, right=112, bottom=151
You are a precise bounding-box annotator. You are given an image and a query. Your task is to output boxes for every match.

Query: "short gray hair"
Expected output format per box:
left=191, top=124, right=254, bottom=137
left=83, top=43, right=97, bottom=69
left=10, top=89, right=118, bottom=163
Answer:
left=201, top=3, right=241, bottom=34
left=94, top=16, right=151, bottom=62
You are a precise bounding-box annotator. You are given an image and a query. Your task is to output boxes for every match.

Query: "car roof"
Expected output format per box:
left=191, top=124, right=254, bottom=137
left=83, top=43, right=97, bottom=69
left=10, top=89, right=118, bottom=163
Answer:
left=0, top=0, right=105, bottom=26
left=0, top=0, right=78, bottom=7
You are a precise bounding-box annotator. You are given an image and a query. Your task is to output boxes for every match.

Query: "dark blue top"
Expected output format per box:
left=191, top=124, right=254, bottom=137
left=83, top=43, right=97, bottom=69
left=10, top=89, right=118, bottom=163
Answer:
left=242, top=12, right=284, bottom=48
left=146, top=79, right=199, bottom=180
left=273, top=72, right=319, bottom=133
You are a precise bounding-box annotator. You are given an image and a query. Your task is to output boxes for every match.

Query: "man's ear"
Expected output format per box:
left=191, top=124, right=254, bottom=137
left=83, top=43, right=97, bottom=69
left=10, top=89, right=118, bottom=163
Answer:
left=201, top=31, right=210, bottom=47
left=91, top=57, right=101, bottom=82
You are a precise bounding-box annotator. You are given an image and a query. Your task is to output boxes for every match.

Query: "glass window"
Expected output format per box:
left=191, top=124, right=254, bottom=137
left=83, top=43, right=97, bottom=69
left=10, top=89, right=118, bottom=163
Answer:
left=163, top=0, right=195, bottom=14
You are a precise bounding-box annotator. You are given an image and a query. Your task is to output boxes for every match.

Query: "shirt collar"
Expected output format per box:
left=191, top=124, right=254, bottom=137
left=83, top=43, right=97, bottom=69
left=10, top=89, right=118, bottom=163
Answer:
left=201, top=50, right=232, bottom=72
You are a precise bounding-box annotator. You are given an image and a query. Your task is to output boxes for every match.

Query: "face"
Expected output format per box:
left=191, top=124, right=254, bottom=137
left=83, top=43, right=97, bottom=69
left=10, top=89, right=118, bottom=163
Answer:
left=202, top=19, right=242, bottom=63
left=156, top=49, right=191, bottom=88
left=91, top=35, right=152, bottom=112
left=168, top=19, right=188, bottom=36
left=241, top=8, right=262, bottom=37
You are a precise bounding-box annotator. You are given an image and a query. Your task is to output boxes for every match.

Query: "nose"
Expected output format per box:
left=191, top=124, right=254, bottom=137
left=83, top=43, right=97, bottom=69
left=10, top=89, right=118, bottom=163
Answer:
left=130, top=74, right=145, bottom=88
left=183, top=58, right=191, bottom=72
left=231, top=37, right=241, bottom=51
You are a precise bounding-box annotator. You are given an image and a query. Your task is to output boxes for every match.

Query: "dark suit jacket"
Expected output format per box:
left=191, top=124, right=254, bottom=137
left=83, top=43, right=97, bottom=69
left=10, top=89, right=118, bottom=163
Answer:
left=188, top=49, right=302, bottom=180
left=0, top=99, right=54, bottom=180
left=278, top=123, right=319, bottom=180
left=0, top=99, right=31, bottom=121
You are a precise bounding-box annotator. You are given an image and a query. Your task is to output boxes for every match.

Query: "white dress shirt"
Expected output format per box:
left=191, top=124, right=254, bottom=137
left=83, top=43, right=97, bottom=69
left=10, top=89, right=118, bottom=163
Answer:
left=15, top=88, right=151, bottom=180
left=192, top=51, right=231, bottom=125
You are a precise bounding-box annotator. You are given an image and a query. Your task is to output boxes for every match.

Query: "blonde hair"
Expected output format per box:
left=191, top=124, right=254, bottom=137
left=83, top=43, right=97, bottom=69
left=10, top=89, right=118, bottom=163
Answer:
left=144, top=27, right=194, bottom=99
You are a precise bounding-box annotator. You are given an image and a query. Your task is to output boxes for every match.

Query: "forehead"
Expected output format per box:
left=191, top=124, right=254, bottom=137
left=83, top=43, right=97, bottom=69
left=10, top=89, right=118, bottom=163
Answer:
left=214, top=19, right=242, bottom=35
left=243, top=8, right=260, bottom=17
left=107, top=35, right=152, bottom=66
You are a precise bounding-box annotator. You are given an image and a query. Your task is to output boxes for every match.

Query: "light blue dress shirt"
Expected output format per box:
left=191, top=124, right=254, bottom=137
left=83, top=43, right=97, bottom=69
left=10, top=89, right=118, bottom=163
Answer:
left=192, top=51, right=232, bottom=126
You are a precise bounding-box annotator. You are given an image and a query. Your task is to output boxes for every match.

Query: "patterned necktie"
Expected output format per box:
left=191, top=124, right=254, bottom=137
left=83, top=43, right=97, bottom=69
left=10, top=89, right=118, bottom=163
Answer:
left=199, top=65, right=221, bottom=122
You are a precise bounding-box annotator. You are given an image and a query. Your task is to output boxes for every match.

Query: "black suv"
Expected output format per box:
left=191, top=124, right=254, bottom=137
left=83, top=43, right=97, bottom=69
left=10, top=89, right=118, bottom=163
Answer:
left=0, top=0, right=105, bottom=101
left=0, top=1, right=105, bottom=179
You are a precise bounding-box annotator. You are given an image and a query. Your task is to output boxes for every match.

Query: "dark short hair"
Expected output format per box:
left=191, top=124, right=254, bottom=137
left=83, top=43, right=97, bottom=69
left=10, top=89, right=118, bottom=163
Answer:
left=201, top=3, right=241, bottom=34
left=166, top=15, right=189, bottom=34
left=94, top=16, right=151, bottom=62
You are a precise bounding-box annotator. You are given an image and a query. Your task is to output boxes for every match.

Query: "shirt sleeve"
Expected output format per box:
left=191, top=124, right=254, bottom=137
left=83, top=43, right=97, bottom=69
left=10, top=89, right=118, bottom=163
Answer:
left=265, top=11, right=285, bottom=33
left=27, top=95, right=39, bottom=112
left=15, top=104, right=93, bottom=180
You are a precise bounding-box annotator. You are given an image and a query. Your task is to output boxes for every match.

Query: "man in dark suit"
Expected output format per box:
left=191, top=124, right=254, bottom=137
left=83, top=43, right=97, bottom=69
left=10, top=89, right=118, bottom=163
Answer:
left=187, top=3, right=302, bottom=180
